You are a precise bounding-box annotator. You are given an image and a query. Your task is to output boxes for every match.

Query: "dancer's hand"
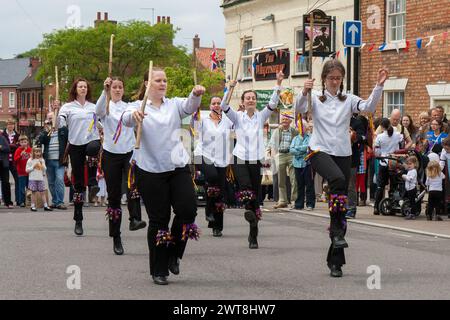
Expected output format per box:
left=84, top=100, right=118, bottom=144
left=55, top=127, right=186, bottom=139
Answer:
left=377, top=67, right=389, bottom=86
left=132, top=110, right=146, bottom=123
left=302, top=78, right=315, bottom=96
left=193, top=85, right=206, bottom=97
left=104, top=77, right=112, bottom=91
left=276, top=71, right=285, bottom=86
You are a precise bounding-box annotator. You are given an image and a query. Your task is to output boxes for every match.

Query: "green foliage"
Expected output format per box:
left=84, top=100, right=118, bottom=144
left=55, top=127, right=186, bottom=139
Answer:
left=24, top=20, right=224, bottom=106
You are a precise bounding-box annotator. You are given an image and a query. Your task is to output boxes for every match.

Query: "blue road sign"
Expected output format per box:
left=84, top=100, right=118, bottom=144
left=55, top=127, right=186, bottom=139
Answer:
left=343, top=20, right=362, bottom=47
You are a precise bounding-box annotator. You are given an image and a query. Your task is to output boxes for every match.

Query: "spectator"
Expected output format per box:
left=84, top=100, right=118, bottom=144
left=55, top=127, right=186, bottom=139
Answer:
left=402, top=114, right=419, bottom=148
left=269, top=113, right=298, bottom=209
left=38, top=112, right=68, bottom=210
left=13, top=135, right=31, bottom=207
left=26, top=147, right=52, bottom=212
left=426, top=119, right=448, bottom=154
left=0, top=134, right=12, bottom=208
left=418, top=111, right=431, bottom=140
left=435, top=105, right=448, bottom=124
left=375, top=109, right=412, bottom=149
left=2, top=119, right=19, bottom=206
left=290, top=121, right=315, bottom=210
left=430, top=107, right=449, bottom=134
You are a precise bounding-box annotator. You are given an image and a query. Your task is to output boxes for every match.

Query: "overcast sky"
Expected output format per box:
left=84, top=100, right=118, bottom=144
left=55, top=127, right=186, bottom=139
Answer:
left=0, top=0, right=225, bottom=59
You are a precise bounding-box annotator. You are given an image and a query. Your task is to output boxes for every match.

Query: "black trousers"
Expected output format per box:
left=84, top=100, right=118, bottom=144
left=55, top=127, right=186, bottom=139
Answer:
left=405, top=188, right=417, bottom=215
left=374, top=165, right=394, bottom=211
left=232, top=157, right=262, bottom=213
left=310, top=152, right=351, bottom=267
left=200, top=157, right=227, bottom=231
left=427, top=190, right=442, bottom=217
left=136, top=165, right=197, bottom=277
left=69, top=141, right=100, bottom=221
left=102, top=150, right=142, bottom=237
left=0, top=162, right=11, bottom=205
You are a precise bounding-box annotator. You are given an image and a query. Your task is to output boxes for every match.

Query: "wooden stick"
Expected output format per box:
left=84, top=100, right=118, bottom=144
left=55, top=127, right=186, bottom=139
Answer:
left=49, top=66, right=59, bottom=135
left=135, top=61, right=153, bottom=149
left=308, top=12, right=314, bottom=116
left=106, top=34, right=115, bottom=116
left=225, top=36, right=247, bottom=105
left=193, top=69, right=198, bottom=86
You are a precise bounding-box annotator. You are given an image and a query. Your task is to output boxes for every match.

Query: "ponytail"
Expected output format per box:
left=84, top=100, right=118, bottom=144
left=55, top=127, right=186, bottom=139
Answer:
left=387, top=126, right=394, bottom=137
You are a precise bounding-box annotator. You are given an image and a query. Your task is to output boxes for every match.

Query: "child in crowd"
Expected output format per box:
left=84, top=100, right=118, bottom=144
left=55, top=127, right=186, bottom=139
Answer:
left=13, top=135, right=32, bottom=207
left=402, top=156, right=418, bottom=220
left=425, top=160, right=445, bottom=221
left=26, top=147, right=52, bottom=212
left=95, top=168, right=107, bottom=207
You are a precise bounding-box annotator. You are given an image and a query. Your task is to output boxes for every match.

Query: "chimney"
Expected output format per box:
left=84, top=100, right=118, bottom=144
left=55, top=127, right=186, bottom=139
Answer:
left=104, top=12, right=108, bottom=21
left=157, top=16, right=161, bottom=24
left=167, top=16, right=171, bottom=24
left=97, top=12, right=101, bottom=20
left=162, top=16, right=166, bottom=24
left=28, top=58, right=40, bottom=77
left=193, top=34, right=200, bottom=50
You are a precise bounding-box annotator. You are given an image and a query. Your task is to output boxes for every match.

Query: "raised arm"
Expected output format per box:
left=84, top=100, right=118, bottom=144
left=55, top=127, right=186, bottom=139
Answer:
left=220, top=84, right=239, bottom=124
left=259, top=71, right=284, bottom=122
left=96, top=78, right=112, bottom=119
left=176, top=86, right=205, bottom=119
left=122, top=101, right=140, bottom=128
left=351, top=67, right=388, bottom=113
left=295, top=78, right=315, bottom=114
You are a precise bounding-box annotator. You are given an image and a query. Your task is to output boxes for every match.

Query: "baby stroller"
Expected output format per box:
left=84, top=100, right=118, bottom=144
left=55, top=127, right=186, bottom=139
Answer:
left=377, top=149, right=426, bottom=216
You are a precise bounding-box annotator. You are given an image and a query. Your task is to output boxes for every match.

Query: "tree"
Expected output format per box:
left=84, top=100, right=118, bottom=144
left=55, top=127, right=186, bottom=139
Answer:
left=34, top=21, right=192, bottom=101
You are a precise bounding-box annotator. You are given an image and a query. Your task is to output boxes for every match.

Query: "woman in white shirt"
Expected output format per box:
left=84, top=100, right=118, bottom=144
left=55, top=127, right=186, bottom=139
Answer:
left=193, top=96, right=233, bottom=237
left=55, top=78, right=101, bottom=236
left=295, top=60, right=388, bottom=277
left=122, top=68, right=205, bottom=285
left=373, top=118, right=403, bottom=215
left=221, top=72, right=284, bottom=249
left=96, top=77, right=147, bottom=256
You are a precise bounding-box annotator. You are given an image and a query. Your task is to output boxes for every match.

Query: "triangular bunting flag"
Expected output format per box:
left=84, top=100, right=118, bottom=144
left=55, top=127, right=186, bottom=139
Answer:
left=368, top=43, right=375, bottom=52
left=300, top=55, right=305, bottom=64
left=360, top=43, right=366, bottom=49
left=394, top=42, right=400, bottom=54
left=344, top=47, right=348, bottom=57
left=252, top=61, right=257, bottom=71
left=336, top=50, right=340, bottom=58
left=322, top=56, right=326, bottom=63
left=378, top=42, right=387, bottom=51
left=404, top=40, right=410, bottom=52
left=416, top=38, right=423, bottom=49
left=425, top=36, right=435, bottom=47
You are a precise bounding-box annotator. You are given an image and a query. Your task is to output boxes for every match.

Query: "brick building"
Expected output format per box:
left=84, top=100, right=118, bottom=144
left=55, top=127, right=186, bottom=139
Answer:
left=360, top=0, right=450, bottom=122
left=193, top=34, right=226, bottom=71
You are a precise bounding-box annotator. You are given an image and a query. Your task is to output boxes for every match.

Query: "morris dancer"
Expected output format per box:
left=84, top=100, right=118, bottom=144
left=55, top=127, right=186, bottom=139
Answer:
left=295, top=59, right=388, bottom=277
left=122, top=68, right=205, bottom=285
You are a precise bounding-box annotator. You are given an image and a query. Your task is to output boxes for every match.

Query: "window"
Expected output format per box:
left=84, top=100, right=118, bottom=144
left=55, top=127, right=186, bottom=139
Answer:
left=31, top=92, right=35, bottom=109
left=21, top=93, right=25, bottom=109
left=241, top=39, right=253, bottom=79
left=387, top=0, right=406, bottom=42
left=384, top=91, right=404, bottom=117
left=27, top=93, right=31, bottom=109
left=0, top=92, right=2, bottom=108
left=295, top=28, right=309, bottom=74
left=9, top=92, right=15, bottom=108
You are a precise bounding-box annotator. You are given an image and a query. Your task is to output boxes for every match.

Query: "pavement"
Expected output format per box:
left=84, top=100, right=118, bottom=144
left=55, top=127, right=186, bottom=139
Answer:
left=1, top=203, right=450, bottom=300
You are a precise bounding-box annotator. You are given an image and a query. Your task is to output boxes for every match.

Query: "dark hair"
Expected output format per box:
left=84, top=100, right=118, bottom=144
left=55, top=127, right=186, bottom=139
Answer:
left=135, top=67, right=165, bottom=100
left=319, top=59, right=347, bottom=103
left=403, top=114, right=417, bottom=135
left=241, top=90, right=258, bottom=102
left=381, top=118, right=394, bottom=137
left=111, top=77, right=125, bottom=86
left=69, top=78, right=92, bottom=102
left=210, top=96, right=222, bottom=103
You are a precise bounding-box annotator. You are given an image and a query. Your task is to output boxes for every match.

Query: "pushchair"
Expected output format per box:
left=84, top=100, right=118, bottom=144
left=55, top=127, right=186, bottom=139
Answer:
left=377, top=149, right=426, bottom=216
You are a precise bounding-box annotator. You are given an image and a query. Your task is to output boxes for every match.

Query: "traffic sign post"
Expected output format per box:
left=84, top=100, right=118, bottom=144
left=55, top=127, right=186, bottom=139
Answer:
left=343, top=20, right=362, bottom=47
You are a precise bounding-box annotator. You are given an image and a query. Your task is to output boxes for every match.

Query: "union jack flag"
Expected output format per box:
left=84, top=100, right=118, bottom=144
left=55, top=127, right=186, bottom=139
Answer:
left=211, top=41, right=218, bottom=71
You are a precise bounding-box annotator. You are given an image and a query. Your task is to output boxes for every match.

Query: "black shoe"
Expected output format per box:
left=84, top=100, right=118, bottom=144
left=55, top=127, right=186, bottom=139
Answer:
left=44, top=206, right=53, bottom=212
left=373, top=208, right=380, bottom=215
left=152, top=275, right=169, bottom=285
left=330, top=265, right=343, bottom=277
left=332, top=235, right=348, bottom=249
left=129, top=219, right=147, bottom=231
left=113, top=237, right=124, bottom=255
left=168, top=256, right=180, bottom=275
left=74, top=221, right=83, bottom=236
left=248, top=224, right=259, bottom=249
left=212, top=229, right=223, bottom=237
left=30, top=207, right=37, bottom=212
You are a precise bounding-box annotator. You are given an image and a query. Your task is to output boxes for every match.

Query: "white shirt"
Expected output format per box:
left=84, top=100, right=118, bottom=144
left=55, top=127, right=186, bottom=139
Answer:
left=221, top=88, right=280, bottom=161
left=193, top=114, right=234, bottom=167
left=439, top=149, right=450, bottom=171
left=295, top=85, right=383, bottom=156
left=426, top=173, right=445, bottom=191
left=122, top=92, right=201, bottom=173
left=58, top=100, right=99, bottom=145
left=374, top=131, right=403, bottom=166
left=96, top=91, right=135, bottom=154
left=402, top=169, right=417, bottom=191
left=26, top=158, right=46, bottom=181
